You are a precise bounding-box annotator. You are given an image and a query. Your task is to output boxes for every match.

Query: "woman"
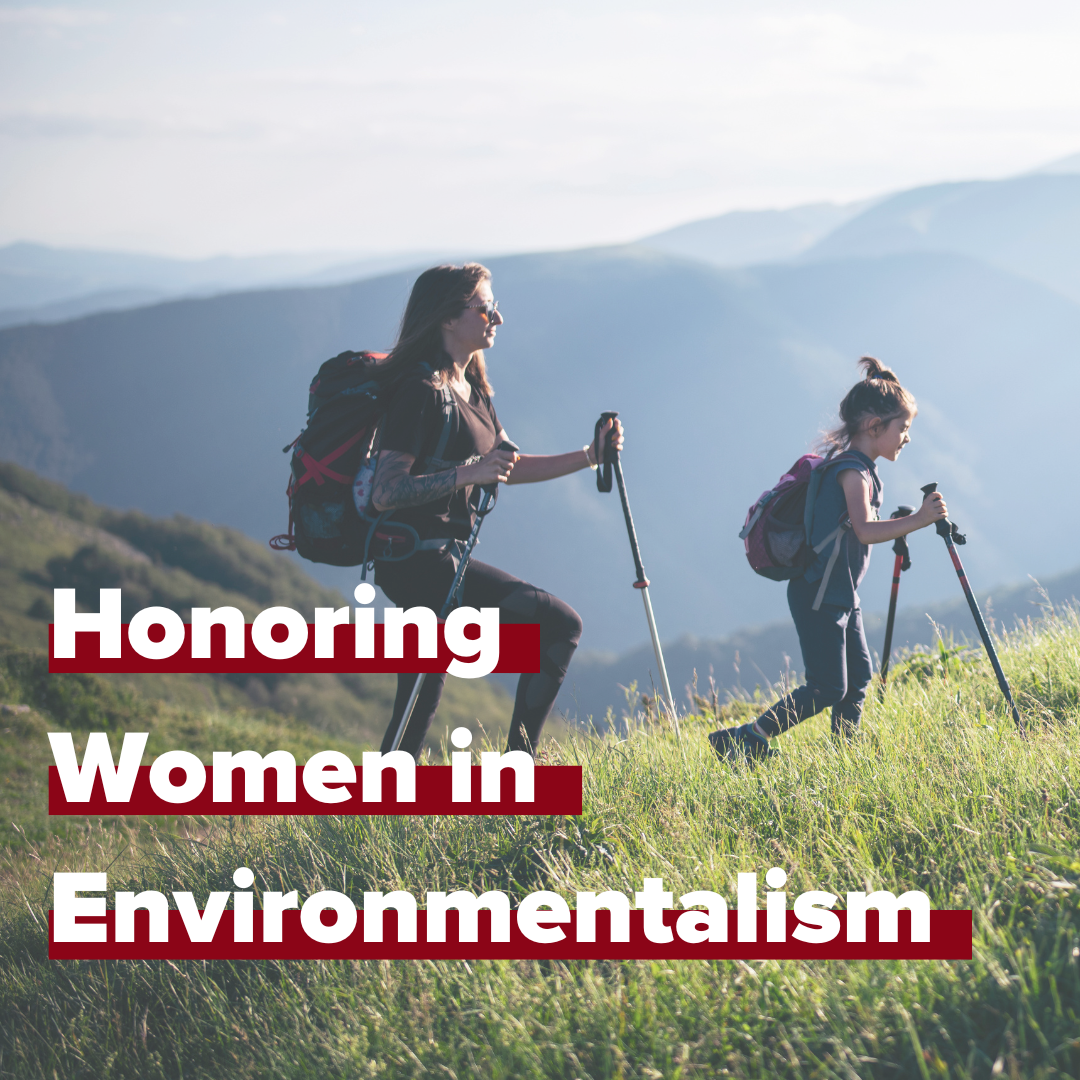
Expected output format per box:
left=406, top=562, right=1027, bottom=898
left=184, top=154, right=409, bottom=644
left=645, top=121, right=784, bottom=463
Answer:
left=371, top=262, right=622, bottom=758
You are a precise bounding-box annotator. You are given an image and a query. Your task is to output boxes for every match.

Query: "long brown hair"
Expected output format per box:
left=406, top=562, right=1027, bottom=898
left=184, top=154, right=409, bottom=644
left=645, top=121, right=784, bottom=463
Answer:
left=822, top=356, right=917, bottom=451
left=384, top=263, right=494, bottom=396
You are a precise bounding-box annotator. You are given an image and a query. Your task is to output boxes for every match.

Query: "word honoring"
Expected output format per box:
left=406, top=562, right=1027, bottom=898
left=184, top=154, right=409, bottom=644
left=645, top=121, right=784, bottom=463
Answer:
left=47, top=730, right=582, bottom=816
left=49, top=869, right=973, bottom=961
left=48, top=586, right=541, bottom=676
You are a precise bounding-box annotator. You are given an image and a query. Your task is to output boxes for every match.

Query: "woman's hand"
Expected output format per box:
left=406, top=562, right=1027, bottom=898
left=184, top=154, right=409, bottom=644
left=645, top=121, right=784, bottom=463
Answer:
left=493, top=418, right=627, bottom=485
left=840, top=469, right=948, bottom=545
left=589, top=416, right=625, bottom=464
left=458, top=447, right=519, bottom=487
left=912, top=490, right=948, bottom=529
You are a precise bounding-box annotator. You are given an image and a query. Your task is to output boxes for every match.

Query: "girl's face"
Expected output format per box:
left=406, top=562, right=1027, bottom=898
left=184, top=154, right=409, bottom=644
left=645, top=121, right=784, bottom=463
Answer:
left=442, top=280, right=503, bottom=357
left=869, top=410, right=914, bottom=461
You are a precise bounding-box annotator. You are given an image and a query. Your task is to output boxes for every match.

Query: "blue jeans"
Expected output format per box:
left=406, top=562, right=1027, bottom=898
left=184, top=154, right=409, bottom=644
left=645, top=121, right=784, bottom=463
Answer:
left=754, top=575, right=872, bottom=738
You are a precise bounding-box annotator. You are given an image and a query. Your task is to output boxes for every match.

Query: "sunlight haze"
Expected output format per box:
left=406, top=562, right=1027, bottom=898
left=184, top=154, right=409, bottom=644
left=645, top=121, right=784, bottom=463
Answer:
left=2, top=0, right=1080, bottom=256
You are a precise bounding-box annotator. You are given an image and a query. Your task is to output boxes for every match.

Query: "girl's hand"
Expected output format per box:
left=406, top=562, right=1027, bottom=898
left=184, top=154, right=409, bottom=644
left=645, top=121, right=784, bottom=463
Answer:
left=459, top=447, right=518, bottom=487
left=913, top=491, right=948, bottom=528
left=590, top=417, right=625, bottom=464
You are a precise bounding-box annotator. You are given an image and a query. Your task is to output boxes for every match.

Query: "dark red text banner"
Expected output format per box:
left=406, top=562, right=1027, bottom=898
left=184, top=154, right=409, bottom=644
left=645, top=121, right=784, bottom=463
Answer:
left=49, top=765, right=583, bottom=816
left=49, top=909, right=973, bottom=961
left=48, top=623, right=541, bottom=674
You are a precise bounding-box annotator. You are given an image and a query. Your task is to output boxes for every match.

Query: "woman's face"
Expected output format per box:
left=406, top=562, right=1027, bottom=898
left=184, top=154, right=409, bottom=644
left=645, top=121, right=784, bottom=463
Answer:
left=442, top=280, right=503, bottom=357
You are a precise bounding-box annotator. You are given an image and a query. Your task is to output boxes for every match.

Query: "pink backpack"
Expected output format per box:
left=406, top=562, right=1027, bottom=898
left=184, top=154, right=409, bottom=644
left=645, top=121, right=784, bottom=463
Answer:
left=739, top=452, right=861, bottom=607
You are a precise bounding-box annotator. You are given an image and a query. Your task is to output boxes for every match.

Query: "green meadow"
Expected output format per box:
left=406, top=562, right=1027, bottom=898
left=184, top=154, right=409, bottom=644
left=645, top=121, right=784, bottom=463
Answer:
left=1, top=604, right=1078, bottom=1079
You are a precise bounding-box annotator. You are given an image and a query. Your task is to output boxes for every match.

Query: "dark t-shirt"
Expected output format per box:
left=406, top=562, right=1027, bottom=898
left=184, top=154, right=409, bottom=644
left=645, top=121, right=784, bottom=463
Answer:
left=378, top=366, right=503, bottom=542
left=803, top=450, right=883, bottom=609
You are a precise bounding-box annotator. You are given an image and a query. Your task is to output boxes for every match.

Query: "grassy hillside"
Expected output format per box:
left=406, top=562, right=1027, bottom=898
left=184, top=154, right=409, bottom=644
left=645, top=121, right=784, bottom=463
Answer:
left=0, top=643, right=369, bottom=849
left=0, top=607, right=1077, bottom=1078
left=0, top=461, right=512, bottom=749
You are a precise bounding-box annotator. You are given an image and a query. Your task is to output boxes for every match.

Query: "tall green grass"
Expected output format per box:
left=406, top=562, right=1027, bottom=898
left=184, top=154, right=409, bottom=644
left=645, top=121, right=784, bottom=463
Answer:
left=1, top=611, right=1079, bottom=1078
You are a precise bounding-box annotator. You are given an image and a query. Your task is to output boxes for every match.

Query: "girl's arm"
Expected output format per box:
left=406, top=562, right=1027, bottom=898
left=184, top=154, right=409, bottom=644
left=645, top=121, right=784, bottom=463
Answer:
left=504, top=418, right=625, bottom=484
left=839, top=469, right=947, bottom=544
left=371, top=447, right=518, bottom=511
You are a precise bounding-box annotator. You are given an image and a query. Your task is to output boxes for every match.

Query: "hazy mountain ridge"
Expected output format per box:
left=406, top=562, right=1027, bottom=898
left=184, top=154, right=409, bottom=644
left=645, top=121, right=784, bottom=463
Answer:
left=11, top=154, right=1080, bottom=329
left=4, top=163, right=1080, bottom=661
left=0, top=241, right=447, bottom=328
left=802, top=174, right=1080, bottom=302
left=2, top=243, right=1079, bottom=657
left=638, top=200, right=873, bottom=266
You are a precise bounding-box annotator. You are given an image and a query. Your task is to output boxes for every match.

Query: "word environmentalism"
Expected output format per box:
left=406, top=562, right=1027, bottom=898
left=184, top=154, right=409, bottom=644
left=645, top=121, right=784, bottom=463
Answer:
left=47, top=730, right=583, bottom=816
left=49, top=870, right=973, bottom=961
left=48, top=586, right=540, bottom=676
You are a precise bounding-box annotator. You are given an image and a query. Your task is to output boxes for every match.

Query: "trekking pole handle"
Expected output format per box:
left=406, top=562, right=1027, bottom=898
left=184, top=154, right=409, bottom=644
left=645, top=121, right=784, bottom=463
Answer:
left=594, top=411, right=618, bottom=493
left=890, top=505, right=914, bottom=567
left=921, top=482, right=952, bottom=539
left=921, top=483, right=966, bottom=544
left=478, top=438, right=520, bottom=507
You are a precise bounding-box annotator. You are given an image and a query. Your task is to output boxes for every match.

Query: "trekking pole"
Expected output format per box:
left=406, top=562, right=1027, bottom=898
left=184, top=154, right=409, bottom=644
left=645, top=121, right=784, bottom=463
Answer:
left=878, top=504, right=914, bottom=694
left=594, top=412, right=681, bottom=744
left=388, top=442, right=516, bottom=755
left=920, top=483, right=1024, bottom=734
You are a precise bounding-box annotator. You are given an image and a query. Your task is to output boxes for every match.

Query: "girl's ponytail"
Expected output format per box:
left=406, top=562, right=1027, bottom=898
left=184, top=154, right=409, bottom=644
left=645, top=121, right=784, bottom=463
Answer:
left=858, top=355, right=897, bottom=384
left=822, top=356, right=916, bottom=451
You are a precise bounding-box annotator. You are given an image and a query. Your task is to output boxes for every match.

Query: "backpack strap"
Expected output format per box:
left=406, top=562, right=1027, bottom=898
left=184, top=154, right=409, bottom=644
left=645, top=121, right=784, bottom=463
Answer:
left=739, top=490, right=778, bottom=540
left=802, top=451, right=866, bottom=537
left=364, top=369, right=458, bottom=490
left=430, top=382, right=456, bottom=463
left=294, top=428, right=368, bottom=489
left=810, top=521, right=851, bottom=611
left=803, top=450, right=867, bottom=611
left=406, top=365, right=457, bottom=473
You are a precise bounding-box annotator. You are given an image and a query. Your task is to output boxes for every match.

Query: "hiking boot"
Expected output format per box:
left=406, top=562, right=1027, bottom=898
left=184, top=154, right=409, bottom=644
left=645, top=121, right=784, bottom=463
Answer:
left=708, top=725, right=779, bottom=765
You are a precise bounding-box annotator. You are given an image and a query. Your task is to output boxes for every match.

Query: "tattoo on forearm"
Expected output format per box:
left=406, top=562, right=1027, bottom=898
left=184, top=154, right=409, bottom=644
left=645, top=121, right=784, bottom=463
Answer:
left=373, top=460, right=457, bottom=510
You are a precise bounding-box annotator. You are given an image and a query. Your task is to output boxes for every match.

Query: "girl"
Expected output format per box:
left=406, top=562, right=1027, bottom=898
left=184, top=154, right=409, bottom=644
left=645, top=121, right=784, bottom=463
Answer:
left=710, top=356, right=947, bottom=763
left=370, top=262, right=623, bottom=759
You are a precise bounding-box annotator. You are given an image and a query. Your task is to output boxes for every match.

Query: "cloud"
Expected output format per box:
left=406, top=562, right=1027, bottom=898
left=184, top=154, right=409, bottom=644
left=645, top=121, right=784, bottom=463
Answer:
left=0, top=111, right=263, bottom=141
left=0, top=6, right=110, bottom=27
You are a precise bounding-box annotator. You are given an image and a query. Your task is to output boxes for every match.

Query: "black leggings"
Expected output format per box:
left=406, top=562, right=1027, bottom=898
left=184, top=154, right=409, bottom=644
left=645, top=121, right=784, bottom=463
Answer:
left=374, top=552, right=583, bottom=758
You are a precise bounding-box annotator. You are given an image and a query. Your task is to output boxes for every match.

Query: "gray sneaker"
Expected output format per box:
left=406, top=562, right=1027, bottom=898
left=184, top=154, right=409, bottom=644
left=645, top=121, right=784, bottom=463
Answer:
left=708, top=725, right=780, bottom=765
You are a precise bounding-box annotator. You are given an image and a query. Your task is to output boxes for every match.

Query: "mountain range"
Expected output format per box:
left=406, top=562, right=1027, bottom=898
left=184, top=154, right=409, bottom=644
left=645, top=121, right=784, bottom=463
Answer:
left=2, top=156, right=1079, bottom=718
left=0, top=243, right=448, bottom=329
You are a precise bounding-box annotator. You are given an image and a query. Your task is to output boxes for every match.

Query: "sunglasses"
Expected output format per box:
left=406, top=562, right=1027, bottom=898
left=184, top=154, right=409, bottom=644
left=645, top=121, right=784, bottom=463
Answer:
left=464, top=299, right=500, bottom=323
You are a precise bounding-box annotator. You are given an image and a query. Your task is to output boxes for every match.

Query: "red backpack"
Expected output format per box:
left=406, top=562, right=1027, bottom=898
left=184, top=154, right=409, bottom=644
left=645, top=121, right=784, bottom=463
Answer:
left=270, top=352, right=454, bottom=568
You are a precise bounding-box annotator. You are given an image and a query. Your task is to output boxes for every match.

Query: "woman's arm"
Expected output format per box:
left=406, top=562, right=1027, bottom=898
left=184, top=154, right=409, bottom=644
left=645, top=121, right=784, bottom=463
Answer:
left=506, top=449, right=593, bottom=484
left=504, top=418, right=625, bottom=485
left=839, top=468, right=947, bottom=544
left=371, top=448, right=518, bottom=512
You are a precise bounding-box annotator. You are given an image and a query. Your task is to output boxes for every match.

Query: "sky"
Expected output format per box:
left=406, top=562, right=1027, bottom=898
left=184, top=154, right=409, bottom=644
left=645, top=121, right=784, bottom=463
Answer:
left=2, top=0, right=1080, bottom=258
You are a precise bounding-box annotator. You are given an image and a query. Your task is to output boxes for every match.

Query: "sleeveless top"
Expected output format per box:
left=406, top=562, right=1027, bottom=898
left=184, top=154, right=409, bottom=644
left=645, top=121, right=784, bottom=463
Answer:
left=802, top=449, right=882, bottom=609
